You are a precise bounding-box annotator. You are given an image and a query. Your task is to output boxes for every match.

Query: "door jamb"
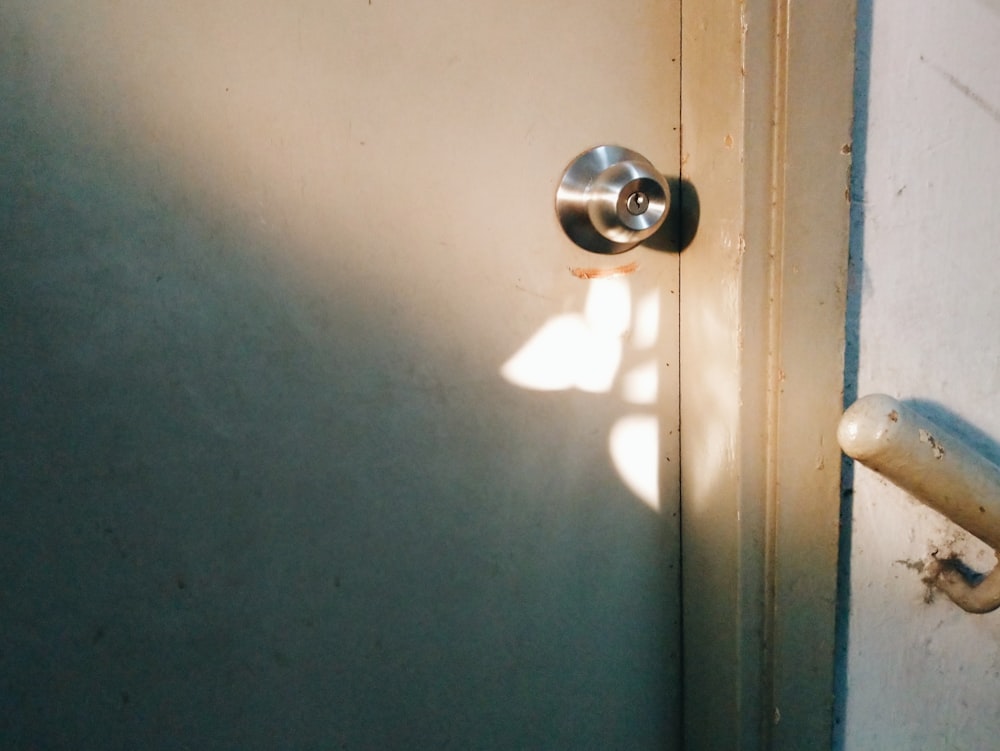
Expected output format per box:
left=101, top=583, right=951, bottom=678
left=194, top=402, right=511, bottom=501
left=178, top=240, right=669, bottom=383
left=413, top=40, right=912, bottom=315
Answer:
left=679, top=1, right=857, bottom=748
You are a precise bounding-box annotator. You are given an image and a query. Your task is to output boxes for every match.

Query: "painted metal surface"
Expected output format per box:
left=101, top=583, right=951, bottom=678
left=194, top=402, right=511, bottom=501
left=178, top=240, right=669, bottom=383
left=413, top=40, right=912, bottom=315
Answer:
left=840, top=394, right=1000, bottom=612
left=840, top=395, right=1000, bottom=552
left=0, top=2, right=682, bottom=748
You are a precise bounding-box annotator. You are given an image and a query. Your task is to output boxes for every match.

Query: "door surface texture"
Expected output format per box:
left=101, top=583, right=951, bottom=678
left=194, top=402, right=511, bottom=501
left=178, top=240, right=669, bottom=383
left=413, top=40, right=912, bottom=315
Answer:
left=0, top=2, right=683, bottom=748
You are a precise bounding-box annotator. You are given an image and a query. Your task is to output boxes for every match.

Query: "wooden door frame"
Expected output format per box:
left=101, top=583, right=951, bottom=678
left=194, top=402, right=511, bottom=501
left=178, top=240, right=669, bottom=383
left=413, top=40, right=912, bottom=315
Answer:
left=679, top=1, right=857, bottom=748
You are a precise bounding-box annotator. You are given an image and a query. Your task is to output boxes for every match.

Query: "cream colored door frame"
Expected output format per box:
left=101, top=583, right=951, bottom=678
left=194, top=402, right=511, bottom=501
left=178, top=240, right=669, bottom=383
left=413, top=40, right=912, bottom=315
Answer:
left=680, top=1, right=856, bottom=749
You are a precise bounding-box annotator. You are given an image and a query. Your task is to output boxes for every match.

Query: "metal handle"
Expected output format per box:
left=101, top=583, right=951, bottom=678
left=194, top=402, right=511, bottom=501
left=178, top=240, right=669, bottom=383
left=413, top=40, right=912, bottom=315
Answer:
left=839, top=394, right=1000, bottom=613
left=555, top=145, right=669, bottom=254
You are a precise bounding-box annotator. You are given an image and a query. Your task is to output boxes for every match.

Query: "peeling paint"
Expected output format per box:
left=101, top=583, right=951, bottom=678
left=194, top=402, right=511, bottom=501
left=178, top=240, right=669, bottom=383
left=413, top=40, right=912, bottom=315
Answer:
left=893, top=558, right=926, bottom=573
left=570, top=262, right=639, bottom=279
left=918, top=428, right=945, bottom=459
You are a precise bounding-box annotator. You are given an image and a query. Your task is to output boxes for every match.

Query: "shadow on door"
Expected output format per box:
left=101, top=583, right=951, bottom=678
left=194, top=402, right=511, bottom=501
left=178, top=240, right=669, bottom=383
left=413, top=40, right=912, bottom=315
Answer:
left=0, top=4, right=682, bottom=748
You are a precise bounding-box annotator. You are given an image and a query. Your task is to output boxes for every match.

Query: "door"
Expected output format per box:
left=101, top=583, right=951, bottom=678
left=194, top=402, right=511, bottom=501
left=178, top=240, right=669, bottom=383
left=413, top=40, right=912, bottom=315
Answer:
left=0, top=2, right=682, bottom=748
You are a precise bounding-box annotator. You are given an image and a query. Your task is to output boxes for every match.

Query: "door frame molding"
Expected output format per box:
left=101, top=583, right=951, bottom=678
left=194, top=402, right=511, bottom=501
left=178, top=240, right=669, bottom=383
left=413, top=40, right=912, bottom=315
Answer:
left=679, top=1, right=856, bottom=748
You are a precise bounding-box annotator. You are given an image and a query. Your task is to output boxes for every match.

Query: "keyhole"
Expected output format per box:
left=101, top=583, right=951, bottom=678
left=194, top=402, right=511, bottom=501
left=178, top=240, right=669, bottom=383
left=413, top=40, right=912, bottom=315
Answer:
left=626, top=191, right=649, bottom=215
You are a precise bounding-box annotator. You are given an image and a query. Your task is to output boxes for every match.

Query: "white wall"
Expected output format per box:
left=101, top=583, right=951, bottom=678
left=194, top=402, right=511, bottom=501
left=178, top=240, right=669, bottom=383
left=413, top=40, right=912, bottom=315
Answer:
left=841, top=0, right=1000, bottom=747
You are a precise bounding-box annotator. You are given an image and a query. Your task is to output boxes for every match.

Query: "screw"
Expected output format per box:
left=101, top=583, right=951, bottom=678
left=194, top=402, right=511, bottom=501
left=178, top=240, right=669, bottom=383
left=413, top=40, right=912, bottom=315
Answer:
left=626, top=191, right=649, bottom=216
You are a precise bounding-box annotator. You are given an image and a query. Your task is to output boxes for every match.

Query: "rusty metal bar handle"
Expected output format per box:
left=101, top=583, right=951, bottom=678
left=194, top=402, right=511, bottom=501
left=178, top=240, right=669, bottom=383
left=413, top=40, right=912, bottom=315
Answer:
left=838, top=394, right=1000, bottom=613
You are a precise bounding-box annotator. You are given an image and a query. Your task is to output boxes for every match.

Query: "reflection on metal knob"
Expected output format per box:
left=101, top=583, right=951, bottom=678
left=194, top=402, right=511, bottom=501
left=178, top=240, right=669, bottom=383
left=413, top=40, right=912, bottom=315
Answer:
left=555, top=145, right=670, bottom=254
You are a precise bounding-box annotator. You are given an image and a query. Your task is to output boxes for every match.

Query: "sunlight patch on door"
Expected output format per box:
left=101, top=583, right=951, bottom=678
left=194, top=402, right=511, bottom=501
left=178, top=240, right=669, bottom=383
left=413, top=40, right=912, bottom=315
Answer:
left=631, top=288, right=661, bottom=350
left=609, top=415, right=660, bottom=510
left=501, top=277, right=663, bottom=510
left=500, top=276, right=630, bottom=393
left=621, top=360, right=658, bottom=405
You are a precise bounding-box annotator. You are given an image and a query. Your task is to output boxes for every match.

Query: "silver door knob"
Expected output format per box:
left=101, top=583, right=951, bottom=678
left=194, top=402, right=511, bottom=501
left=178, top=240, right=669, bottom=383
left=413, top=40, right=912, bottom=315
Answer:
left=555, top=145, right=670, bottom=254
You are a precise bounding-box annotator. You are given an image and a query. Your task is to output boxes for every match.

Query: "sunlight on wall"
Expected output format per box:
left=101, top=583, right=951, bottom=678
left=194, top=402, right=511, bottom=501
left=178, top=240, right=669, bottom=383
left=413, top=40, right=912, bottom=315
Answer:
left=501, top=278, right=664, bottom=510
